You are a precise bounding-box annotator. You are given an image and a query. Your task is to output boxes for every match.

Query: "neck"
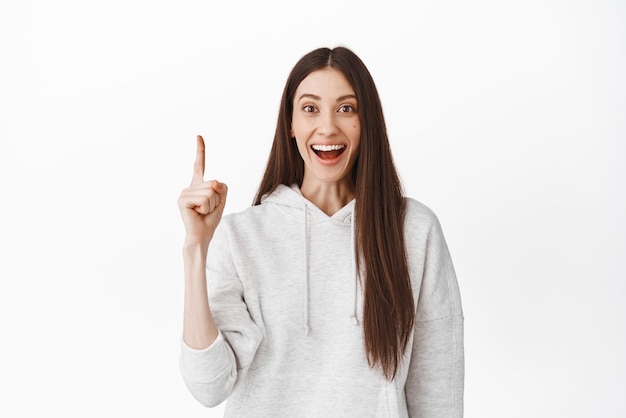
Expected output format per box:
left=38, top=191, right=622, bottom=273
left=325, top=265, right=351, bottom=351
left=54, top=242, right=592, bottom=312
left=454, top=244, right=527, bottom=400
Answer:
left=299, top=180, right=355, bottom=216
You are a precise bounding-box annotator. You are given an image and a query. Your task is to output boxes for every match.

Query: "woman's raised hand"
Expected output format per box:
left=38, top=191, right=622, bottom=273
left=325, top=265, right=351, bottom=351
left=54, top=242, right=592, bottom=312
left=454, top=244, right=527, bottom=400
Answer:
left=177, top=135, right=228, bottom=247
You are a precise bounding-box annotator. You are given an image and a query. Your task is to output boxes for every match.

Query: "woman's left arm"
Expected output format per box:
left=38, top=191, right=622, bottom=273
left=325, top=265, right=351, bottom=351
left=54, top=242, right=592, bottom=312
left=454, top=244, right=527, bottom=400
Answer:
left=405, top=211, right=464, bottom=418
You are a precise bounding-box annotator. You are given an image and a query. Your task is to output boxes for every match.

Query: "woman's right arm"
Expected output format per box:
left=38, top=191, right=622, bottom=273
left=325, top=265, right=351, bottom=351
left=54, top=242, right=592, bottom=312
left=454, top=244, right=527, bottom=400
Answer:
left=178, top=136, right=262, bottom=407
left=177, top=135, right=228, bottom=350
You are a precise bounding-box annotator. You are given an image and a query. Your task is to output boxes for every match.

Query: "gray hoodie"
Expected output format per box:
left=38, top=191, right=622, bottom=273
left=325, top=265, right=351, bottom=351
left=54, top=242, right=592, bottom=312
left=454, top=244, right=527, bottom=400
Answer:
left=180, top=184, right=464, bottom=417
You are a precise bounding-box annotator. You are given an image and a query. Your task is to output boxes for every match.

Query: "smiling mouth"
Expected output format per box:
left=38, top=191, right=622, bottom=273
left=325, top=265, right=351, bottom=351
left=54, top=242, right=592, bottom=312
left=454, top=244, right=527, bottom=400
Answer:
left=311, top=144, right=346, bottom=160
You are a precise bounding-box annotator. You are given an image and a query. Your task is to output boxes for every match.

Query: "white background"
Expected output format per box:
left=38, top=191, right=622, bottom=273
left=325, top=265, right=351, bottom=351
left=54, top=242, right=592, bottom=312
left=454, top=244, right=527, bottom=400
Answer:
left=1, top=0, right=624, bottom=417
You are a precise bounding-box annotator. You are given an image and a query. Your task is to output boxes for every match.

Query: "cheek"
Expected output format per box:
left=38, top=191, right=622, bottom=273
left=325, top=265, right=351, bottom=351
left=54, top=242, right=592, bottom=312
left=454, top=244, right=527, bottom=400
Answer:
left=295, top=138, right=310, bottom=156
left=352, top=118, right=361, bottom=133
left=292, top=118, right=312, bottom=136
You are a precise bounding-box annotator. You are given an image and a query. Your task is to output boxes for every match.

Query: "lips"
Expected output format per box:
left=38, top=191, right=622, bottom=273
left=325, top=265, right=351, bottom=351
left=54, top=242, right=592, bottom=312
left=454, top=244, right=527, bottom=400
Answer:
left=311, top=144, right=346, bottom=160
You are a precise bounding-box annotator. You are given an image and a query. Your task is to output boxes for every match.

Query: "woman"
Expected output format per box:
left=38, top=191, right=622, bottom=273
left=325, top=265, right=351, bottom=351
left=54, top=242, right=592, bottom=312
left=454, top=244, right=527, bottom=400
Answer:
left=178, top=46, right=464, bottom=417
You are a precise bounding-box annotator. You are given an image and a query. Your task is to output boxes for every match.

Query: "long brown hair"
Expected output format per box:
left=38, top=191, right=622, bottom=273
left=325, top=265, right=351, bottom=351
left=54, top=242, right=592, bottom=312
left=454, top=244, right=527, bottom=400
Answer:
left=253, top=47, right=414, bottom=380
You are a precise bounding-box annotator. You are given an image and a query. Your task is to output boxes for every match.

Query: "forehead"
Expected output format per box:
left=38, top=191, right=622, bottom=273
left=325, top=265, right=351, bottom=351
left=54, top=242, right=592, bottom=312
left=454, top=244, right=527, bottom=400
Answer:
left=295, top=68, right=355, bottom=97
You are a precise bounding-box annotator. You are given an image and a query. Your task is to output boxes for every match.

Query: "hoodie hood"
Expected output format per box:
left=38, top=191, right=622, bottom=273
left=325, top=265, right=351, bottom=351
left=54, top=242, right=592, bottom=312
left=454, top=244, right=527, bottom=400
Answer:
left=261, top=184, right=359, bottom=336
left=261, top=184, right=355, bottom=224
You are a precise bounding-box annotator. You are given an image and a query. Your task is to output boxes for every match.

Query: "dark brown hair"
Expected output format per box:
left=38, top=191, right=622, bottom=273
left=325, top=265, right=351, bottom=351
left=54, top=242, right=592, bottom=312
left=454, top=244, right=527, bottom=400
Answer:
left=253, top=46, right=414, bottom=380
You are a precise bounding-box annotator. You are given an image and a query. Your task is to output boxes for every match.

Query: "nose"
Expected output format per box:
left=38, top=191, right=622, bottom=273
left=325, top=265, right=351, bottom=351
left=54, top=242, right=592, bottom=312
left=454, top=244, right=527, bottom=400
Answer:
left=317, top=110, right=339, bottom=137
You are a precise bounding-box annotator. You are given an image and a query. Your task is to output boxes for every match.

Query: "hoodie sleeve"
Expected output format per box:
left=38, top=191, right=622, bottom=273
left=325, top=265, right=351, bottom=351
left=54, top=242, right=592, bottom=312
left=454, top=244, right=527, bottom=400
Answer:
left=179, top=219, right=264, bottom=408
left=405, top=206, right=464, bottom=418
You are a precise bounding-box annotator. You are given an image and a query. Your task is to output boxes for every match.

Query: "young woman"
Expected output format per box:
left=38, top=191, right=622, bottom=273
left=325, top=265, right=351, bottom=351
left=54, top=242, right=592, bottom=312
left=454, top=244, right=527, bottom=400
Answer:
left=178, top=46, right=464, bottom=417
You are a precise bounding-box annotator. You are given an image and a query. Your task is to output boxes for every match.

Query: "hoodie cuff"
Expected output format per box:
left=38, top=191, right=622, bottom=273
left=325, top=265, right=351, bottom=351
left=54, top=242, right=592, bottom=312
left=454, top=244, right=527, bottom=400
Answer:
left=180, top=330, right=234, bottom=383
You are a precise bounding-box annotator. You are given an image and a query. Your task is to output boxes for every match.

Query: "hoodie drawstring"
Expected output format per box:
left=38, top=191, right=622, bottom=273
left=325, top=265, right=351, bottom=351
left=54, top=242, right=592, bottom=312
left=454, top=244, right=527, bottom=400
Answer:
left=350, top=206, right=359, bottom=326
left=303, top=203, right=310, bottom=337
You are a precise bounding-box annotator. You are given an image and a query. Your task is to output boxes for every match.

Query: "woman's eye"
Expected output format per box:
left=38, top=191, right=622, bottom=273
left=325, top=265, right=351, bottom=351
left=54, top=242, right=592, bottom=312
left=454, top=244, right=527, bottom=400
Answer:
left=303, top=105, right=316, bottom=113
left=338, top=105, right=355, bottom=113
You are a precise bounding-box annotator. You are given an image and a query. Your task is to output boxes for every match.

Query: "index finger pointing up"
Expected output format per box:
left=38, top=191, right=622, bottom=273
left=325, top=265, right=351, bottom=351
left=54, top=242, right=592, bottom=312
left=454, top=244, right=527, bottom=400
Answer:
left=191, top=135, right=205, bottom=185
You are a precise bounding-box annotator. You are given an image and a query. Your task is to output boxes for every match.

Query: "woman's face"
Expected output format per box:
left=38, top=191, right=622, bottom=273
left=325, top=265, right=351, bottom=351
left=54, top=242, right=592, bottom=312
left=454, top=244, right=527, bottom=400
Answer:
left=291, top=68, right=361, bottom=190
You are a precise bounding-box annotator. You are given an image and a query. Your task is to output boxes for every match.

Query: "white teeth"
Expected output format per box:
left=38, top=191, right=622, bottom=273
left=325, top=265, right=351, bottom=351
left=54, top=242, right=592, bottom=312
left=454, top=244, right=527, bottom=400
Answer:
left=311, top=144, right=345, bottom=151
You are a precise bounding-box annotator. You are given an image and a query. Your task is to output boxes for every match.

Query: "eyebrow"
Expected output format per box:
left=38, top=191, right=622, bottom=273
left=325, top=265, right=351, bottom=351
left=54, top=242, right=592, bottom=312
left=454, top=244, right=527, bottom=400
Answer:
left=297, top=93, right=357, bottom=102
